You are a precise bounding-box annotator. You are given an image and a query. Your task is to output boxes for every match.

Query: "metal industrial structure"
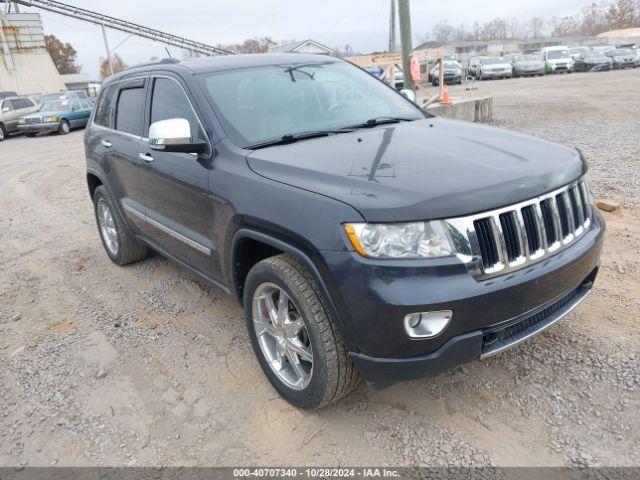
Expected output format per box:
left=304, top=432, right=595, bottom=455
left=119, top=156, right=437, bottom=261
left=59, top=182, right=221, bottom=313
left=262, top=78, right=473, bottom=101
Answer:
left=7, top=0, right=233, bottom=57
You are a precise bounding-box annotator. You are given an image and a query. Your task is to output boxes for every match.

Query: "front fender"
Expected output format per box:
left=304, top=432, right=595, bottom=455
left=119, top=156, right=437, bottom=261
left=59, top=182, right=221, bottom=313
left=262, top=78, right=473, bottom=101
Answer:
left=230, top=228, right=356, bottom=352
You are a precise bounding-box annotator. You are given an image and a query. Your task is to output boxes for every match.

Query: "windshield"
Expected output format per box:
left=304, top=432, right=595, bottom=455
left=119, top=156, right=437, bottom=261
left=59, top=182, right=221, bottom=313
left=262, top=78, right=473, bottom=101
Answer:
left=583, top=53, right=607, bottom=59
left=522, top=54, right=540, bottom=61
left=443, top=61, right=461, bottom=69
left=38, top=100, right=68, bottom=112
left=481, top=57, right=504, bottom=65
left=547, top=49, right=570, bottom=59
left=199, top=62, right=424, bottom=148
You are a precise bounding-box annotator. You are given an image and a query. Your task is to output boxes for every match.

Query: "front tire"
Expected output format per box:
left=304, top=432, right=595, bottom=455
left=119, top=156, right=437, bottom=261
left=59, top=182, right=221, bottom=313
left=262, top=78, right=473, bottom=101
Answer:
left=92, top=186, right=149, bottom=266
left=244, top=254, right=360, bottom=409
left=58, top=119, right=70, bottom=135
left=26, top=133, right=37, bottom=138
left=0, top=123, right=6, bottom=142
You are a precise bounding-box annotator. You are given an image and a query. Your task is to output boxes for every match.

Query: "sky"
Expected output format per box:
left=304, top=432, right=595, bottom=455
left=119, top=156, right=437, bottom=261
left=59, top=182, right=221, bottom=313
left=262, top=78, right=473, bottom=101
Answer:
left=18, top=0, right=591, bottom=78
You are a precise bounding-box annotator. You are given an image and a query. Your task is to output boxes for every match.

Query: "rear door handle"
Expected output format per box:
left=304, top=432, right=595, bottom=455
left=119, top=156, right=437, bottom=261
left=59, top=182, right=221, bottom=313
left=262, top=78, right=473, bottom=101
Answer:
left=138, top=153, right=154, bottom=163
left=101, top=139, right=112, bottom=148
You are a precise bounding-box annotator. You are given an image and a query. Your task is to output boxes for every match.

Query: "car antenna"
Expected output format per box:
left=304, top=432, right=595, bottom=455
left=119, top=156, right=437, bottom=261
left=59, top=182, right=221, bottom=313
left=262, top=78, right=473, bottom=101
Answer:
left=165, top=47, right=172, bottom=58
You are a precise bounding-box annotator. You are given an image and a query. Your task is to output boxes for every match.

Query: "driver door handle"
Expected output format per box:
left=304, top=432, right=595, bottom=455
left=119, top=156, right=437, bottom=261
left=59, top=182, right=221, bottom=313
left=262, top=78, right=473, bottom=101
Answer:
left=138, top=153, right=154, bottom=163
left=101, top=139, right=112, bottom=148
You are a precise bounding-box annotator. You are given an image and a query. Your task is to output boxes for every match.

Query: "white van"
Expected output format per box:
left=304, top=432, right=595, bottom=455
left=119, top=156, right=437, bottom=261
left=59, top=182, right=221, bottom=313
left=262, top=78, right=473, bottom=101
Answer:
left=541, top=46, right=574, bottom=73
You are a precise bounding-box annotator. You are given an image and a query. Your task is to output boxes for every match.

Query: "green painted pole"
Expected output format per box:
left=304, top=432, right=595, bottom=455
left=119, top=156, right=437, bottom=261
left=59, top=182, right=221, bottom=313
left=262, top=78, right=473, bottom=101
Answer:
left=398, top=0, right=414, bottom=90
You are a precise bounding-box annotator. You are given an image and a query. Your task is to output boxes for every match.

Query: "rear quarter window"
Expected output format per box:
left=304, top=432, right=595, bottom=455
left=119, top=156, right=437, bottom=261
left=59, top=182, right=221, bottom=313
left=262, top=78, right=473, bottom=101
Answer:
left=94, top=86, right=117, bottom=128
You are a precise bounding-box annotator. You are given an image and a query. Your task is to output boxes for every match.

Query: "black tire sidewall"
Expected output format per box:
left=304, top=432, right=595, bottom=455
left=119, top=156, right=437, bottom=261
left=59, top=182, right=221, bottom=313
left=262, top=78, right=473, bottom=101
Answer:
left=243, top=261, right=330, bottom=409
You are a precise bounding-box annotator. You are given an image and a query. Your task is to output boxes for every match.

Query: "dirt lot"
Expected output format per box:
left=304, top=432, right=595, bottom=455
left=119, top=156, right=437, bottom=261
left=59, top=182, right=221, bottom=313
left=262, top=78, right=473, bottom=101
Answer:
left=1, top=68, right=639, bottom=468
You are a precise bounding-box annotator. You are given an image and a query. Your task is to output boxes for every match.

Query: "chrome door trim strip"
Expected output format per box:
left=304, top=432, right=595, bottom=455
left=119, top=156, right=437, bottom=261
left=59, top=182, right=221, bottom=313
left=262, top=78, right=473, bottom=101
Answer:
left=122, top=203, right=212, bottom=256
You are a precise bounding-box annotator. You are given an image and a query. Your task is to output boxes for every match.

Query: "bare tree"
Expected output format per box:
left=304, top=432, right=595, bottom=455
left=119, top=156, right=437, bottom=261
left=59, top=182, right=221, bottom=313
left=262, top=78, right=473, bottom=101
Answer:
left=528, top=16, right=546, bottom=38
left=432, top=20, right=456, bottom=42
left=605, top=0, right=640, bottom=29
left=550, top=15, right=581, bottom=36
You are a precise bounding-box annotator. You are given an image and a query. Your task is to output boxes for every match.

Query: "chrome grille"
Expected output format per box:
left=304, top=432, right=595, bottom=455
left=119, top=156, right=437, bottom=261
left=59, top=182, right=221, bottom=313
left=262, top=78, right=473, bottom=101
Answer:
left=25, top=117, right=42, bottom=125
left=446, top=180, right=593, bottom=280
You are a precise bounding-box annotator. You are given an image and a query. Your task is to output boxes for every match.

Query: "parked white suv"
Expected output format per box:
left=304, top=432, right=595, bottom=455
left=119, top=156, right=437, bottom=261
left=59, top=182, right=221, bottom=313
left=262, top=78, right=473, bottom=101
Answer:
left=542, top=46, right=574, bottom=73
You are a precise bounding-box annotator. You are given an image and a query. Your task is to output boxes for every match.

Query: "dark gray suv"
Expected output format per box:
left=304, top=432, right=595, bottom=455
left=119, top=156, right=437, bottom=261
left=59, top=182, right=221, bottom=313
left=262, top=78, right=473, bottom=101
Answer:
left=84, top=54, right=604, bottom=409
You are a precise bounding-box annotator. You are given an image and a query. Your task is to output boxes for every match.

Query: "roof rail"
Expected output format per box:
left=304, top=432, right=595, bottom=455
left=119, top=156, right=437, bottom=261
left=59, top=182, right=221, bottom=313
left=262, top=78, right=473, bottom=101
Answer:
left=123, top=57, right=182, bottom=71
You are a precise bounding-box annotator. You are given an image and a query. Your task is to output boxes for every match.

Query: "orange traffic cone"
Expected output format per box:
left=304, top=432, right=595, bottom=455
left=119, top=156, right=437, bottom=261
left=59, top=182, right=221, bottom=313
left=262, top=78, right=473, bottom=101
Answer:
left=441, top=84, right=450, bottom=104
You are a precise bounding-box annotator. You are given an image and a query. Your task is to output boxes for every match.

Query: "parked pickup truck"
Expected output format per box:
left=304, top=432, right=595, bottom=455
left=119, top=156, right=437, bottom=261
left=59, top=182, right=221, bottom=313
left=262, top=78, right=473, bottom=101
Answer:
left=84, top=54, right=604, bottom=409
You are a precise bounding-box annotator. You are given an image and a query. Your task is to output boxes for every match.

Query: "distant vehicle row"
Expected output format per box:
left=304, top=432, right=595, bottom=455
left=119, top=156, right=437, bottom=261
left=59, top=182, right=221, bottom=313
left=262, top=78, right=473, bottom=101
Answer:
left=445, top=45, right=638, bottom=83
left=0, top=91, right=94, bottom=141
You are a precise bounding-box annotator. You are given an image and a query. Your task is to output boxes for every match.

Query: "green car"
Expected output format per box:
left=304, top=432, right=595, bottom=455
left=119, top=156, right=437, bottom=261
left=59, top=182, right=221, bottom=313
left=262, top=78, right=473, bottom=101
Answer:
left=18, top=98, right=93, bottom=137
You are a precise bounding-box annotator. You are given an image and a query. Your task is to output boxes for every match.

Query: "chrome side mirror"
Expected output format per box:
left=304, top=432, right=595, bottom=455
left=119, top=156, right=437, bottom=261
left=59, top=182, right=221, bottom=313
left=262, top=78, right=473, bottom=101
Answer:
left=149, top=118, right=206, bottom=154
left=399, top=89, right=416, bottom=102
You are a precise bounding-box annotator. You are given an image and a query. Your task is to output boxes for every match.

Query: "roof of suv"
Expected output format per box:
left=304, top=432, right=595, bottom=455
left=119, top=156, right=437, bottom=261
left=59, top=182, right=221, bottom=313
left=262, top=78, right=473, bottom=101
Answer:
left=106, top=53, right=341, bottom=84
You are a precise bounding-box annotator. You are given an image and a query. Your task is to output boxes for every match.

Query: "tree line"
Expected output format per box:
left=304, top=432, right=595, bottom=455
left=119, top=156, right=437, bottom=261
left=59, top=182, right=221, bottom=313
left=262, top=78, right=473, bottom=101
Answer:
left=426, top=0, right=640, bottom=43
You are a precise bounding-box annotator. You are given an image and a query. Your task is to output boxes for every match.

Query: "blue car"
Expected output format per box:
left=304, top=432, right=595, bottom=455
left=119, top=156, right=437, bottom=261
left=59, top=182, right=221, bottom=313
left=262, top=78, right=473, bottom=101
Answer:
left=18, top=98, right=93, bottom=137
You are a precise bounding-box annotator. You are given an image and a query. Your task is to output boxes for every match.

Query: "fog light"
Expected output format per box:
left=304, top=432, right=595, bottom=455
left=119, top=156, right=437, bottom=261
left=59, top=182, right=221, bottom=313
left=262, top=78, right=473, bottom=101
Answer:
left=403, top=311, right=453, bottom=339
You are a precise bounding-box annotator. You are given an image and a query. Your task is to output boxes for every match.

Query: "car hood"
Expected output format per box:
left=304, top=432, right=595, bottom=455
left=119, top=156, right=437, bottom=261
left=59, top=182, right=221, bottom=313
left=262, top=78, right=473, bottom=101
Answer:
left=246, top=118, right=585, bottom=222
left=482, top=63, right=511, bottom=69
left=23, top=110, right=64, bottom=118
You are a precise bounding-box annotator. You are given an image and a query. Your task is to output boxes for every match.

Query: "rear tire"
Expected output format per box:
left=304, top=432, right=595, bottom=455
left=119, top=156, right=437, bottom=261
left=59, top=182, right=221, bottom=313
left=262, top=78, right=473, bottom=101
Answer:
left=92, top=185, right=149, bottom=266
left=244, top=253, right=361, bottom=409
left=26, top=133, right=37, bottom=138
left=58, top=119, right=70, bottom=135
left=0, top=124, right=6, bottom=142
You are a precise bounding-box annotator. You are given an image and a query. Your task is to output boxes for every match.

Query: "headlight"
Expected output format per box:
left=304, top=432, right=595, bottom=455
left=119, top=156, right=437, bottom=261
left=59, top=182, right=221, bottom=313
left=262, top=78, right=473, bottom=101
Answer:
left=456, top=69, right=462, bottom=75
left=344, top=221, right=455, bottom=259
left=43, top=116, right=58, bottom=123
left=18, top=118, right=25, bottom=124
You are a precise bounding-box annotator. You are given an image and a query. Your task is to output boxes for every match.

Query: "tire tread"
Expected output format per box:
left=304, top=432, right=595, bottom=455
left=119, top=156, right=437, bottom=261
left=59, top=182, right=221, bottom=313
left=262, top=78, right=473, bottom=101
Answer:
left=259, top=254, right=361, bottom=408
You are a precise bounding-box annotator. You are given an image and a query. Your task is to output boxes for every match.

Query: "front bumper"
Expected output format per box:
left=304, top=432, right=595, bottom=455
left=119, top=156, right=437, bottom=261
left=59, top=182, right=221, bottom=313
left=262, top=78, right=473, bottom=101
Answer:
left=588, top=63, right=612, bottom=72
left=18, top=122, right=60, bottom=133
left=481, top=70, right=512, bottom=78
left=322, top=211, right=604, bottom=384
left=515, top=67, right=545, bottom=76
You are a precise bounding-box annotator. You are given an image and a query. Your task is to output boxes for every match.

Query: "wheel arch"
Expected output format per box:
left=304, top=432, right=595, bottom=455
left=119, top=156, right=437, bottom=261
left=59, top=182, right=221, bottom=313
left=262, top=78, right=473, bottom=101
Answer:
left=230, top=228, right=356, bottom=352
left=86, top=171, right=103, bottom=199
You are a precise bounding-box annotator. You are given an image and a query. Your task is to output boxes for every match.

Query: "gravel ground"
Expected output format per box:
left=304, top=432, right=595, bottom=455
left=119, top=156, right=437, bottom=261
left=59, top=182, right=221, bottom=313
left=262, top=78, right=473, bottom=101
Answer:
left=0, top=68, right=639, bottom=468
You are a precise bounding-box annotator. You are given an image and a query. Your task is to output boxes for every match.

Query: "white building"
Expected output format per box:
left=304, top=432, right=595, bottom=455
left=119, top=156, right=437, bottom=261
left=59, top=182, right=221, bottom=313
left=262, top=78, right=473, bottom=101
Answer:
left=268, top=39, right=335, bottom=56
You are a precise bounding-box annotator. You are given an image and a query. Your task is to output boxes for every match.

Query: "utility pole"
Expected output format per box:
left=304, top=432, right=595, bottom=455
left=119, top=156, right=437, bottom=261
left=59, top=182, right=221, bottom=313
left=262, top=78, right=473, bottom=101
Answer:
left=101, top=24, right=113, bottom=76
left=398, top=0, right=414, bottom=90
left=388, top=0, right=396, bottom=53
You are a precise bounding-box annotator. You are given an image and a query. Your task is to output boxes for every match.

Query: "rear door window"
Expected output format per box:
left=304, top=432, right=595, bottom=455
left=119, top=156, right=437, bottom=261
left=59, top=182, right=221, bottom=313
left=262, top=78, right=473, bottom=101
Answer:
left=115, top=86, right=146, bottom=136
left=2, top=99, right=14, bottom=111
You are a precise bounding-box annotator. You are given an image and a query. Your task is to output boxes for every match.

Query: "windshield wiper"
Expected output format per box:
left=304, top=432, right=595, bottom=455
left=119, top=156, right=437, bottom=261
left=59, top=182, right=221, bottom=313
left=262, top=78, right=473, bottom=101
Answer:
left=247, top=128, right=356, bottom=150
left=345, top=116, right=418, bottom=129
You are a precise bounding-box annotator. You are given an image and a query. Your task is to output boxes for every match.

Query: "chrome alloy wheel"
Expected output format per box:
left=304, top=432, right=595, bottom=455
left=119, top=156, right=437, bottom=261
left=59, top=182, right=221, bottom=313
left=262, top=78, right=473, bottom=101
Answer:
left=97, top=197, right=119, bottom=256
left=252, top=283, right=313, bottom=390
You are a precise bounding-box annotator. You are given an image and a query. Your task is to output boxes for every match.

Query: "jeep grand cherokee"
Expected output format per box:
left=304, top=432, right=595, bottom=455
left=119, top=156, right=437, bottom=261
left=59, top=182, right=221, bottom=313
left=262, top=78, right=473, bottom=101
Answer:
left=84, top=54, right=604, bottom=409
